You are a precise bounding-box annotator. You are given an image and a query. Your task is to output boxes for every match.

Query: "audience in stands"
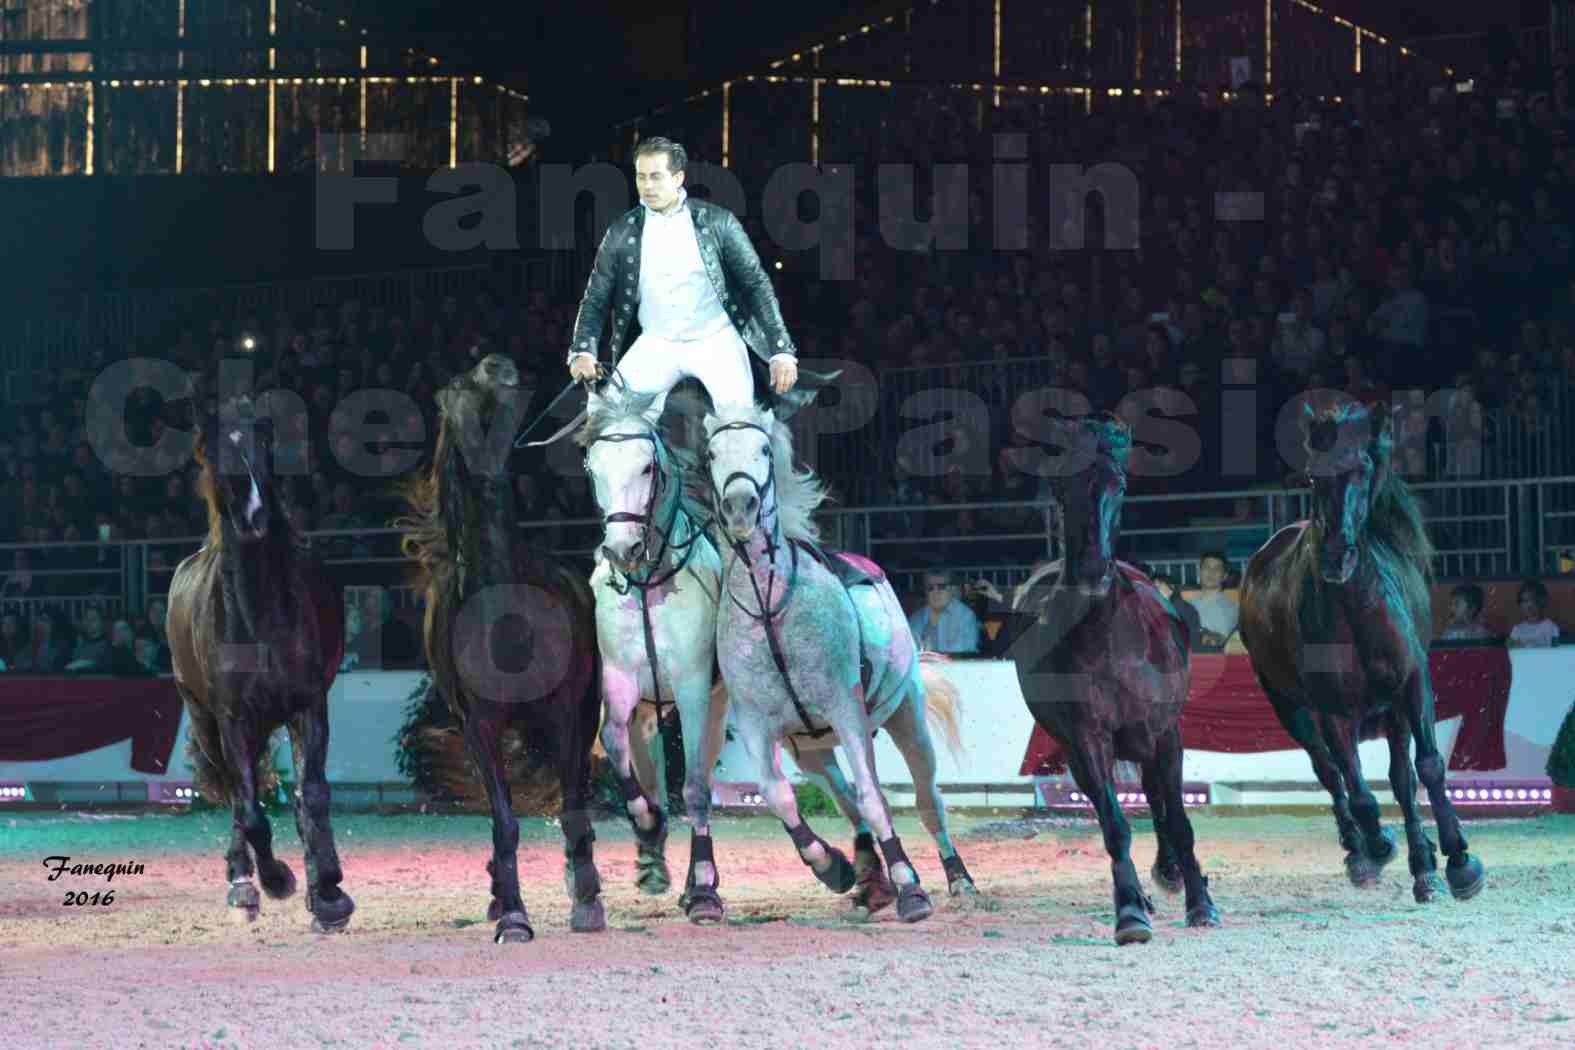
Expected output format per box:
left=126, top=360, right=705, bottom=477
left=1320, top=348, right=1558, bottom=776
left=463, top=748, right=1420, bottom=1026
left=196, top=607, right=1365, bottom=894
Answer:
left=1439, top=582, right=1493, bottom=641
left=909, top=570, right=983, bottom=655
left=1190, top=552, right=1240, bottom=651
left=1509, top=579, right=1563, bottom=647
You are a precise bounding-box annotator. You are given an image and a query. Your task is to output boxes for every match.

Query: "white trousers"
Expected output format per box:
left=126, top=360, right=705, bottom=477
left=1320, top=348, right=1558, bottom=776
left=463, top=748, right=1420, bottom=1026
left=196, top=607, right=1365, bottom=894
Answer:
left=610, top=327, right=756, bottom=419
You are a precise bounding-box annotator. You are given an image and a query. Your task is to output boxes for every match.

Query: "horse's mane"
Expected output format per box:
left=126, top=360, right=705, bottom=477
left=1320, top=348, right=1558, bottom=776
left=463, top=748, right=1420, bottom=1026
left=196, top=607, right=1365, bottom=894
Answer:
left=709, top=402, right=828, bottom=542
left=396, top=418, right=455, bottom=589
left=1290, top=400, right=1436, bottom=630
left=1062, top=413, right=1133, bottom=475
left=192, top=421, right=227, bottom=551
left=577, top=387, right=713, bottom=528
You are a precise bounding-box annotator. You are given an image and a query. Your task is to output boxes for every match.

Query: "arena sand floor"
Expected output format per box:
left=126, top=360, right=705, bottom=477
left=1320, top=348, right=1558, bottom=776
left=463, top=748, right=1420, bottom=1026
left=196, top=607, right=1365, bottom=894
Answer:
left=1, top=808, right=1573, bottom=1049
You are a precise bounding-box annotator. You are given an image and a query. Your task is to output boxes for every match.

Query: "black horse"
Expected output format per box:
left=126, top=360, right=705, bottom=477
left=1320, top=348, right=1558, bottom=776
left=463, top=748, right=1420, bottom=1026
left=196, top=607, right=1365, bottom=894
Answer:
left=1005, top=415, right=1220, bottom=945
left=400, top=354, right=605, bottom=943
left=167, top=396, right=354, bottom=932
left=1239, top=400, right=1485, bottom=902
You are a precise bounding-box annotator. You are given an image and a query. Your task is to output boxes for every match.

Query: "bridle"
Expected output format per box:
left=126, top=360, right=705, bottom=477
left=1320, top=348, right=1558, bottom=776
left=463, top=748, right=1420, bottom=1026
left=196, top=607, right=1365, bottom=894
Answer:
left=586, top=422, right=711, bottom=716
left=703, top=418, right=830, bottom=740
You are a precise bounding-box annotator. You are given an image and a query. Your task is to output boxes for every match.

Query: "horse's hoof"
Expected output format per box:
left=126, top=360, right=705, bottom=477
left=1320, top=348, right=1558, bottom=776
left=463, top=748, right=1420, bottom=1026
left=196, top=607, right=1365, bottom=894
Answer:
left=1186, top=901, right=1222, bottom=928
left=571, top=898, right=606, bottom=933
left=494, top=910, right=534, bottom=944
left=1344, top=850, right=1382, bottom=887
left=259, top=862, right=296, bottom=900
left=226, top=881, right=260, bottom=922
left=635, top=859, right=671, bottom=896
left=814, top=847, right=857, bottom=895
left=1151, top=861, right=1185, bottom=896
left=682, top=886, right=726, bottom=926
left=487, top=899, right=504, bottom=922
left=1446, top=856, right=1486, bottom=901
left=947, top=876, right=980, bottom=901
left=896, top=883, right=933, bottom=924
left=1115, top=906, right=1153, bottom=946
left=854, top=873, right=898, bottom=914
left=1413, top=873, right=1447, bottom=904
left=309, top=890, right=354, bottom=932
left=1366, top=827, right=1399, bottom=867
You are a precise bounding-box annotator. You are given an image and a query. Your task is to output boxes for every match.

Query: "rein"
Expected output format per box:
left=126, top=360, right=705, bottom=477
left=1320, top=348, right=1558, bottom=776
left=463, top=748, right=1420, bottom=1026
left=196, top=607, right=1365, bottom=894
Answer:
left=588, top=427, right=711, bottom=715
left=704, top=420, right=831, bottom=741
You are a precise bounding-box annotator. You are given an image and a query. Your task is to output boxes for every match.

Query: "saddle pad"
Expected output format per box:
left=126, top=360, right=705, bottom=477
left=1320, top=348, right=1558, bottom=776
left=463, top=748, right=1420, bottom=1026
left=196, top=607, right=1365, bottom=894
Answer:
left=792, top=540, right=886, bottom=589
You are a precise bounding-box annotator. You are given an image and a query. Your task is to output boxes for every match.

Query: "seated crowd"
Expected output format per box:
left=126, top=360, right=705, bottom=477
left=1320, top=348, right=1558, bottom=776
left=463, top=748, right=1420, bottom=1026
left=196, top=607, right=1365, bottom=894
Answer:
left=3, top=46, right=1575, bottom=670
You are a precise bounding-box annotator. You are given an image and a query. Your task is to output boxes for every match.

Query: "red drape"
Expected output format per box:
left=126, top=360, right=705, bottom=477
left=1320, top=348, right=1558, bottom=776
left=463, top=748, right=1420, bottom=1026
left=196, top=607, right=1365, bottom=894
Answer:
left=1021, top=648, right=1512, bottom=775
left=0, top=677, right=184, bottom=775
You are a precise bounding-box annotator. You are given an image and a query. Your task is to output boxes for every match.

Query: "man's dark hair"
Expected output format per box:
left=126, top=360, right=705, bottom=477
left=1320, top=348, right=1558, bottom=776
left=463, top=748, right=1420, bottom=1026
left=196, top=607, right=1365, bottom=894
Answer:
left=1199, top=551, right=1229, bottom=570
left=633, top=136, right=687, bottom=174
left=1518, top=578, right=1549, bottom=609
left=1452, top=583, right=1485, bottom=617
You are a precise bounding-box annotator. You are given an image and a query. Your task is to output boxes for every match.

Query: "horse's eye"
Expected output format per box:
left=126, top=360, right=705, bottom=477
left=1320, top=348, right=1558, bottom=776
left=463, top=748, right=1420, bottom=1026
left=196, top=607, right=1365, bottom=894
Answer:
left=642, top=464, right=653, bottom=476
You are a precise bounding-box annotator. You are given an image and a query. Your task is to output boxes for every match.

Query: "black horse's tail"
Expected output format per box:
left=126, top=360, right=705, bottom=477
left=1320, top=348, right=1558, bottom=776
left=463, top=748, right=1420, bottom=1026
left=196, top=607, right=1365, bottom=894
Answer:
left=186, top=708, right=282, bottom=806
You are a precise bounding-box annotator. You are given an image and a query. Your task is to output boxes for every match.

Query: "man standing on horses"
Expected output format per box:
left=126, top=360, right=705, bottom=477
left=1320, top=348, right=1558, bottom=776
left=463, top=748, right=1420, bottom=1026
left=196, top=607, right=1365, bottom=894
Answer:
left=566, top=136, right=834, bottom=418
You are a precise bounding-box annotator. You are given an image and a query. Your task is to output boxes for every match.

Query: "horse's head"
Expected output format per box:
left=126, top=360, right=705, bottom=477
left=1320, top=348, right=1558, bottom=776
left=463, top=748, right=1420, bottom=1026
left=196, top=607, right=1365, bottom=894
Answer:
left=202, top=396, right=276, bottom=542
left=702, top=402, right=779, bottom=545
left=1303, top=400, right=1392, bottom=584
left=579, top=386, right=669, bottom=573
left=1043, top=414, right=1131, bottom=597
left=434, top=353, right=524, bottom=485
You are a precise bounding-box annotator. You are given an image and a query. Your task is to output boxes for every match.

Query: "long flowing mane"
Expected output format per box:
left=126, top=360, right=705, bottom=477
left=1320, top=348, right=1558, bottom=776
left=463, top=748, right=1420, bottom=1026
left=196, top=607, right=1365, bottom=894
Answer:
left=575, top=387, right=713, bottom=529
left=396, top=418, right=456, bottom=590
left=191, top=422, right=228, bottom=551
left=1287, top=401, right=1436, bottom=636
left=707, top=402, right=828, bottom=543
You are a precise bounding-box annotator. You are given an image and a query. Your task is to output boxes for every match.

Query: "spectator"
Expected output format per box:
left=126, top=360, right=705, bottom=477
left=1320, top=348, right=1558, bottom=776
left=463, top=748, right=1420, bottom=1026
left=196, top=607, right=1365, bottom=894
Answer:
left=1191, top=552, right=1238, bottom=650
left=15, top=609, right=68, bottom=673
left=1438, top=583, right=1492, bottom=641
left=0, top=611, right=25, bottom=669
left=1508, top=580, right=1562, bottom=648
left=908, top=570, right=982, bottom=654
left=65, top=606, right=112, bottom=672
left=132, top=635, right=162, bottom=675
left=1367, top=262, right=1428, bottom=382
left=107, top=618, right=148, bottom=675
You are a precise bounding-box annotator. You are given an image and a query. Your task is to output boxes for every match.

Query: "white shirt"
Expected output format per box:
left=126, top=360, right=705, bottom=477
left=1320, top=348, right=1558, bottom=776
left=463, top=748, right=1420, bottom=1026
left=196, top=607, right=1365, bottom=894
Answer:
left=571, top=190, right=793, bottom=364
left=637, top=190, right=734, bottom=343
left=1192, top=590, right=1240, bottom=638
left=1510, top=619, right=1561, bottom=647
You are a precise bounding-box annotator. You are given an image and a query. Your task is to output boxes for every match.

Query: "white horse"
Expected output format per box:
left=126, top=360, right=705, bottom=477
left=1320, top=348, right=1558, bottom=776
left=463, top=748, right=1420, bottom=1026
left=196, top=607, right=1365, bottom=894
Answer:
left=702, top=401, right=979, bottom=923
left=579, top=387, right=731, bottom=923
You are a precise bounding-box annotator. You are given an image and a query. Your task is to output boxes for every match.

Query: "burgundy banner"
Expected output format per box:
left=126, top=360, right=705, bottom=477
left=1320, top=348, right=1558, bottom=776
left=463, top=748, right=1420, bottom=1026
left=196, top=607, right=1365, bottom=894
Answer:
left=1022, top=647, right=1512, bottom=776
left=0, top=677, right=185, bottom=775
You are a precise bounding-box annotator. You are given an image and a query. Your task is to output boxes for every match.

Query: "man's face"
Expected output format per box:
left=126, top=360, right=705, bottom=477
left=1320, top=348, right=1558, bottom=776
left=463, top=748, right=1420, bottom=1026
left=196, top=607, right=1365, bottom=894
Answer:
left=1451, top=596, right=1473, bottom=623
left=635, top=151, right=683, bottom=212
left=925, top=576, right=954, bottom=613
left=1199, top=557, right=1226, bottom=589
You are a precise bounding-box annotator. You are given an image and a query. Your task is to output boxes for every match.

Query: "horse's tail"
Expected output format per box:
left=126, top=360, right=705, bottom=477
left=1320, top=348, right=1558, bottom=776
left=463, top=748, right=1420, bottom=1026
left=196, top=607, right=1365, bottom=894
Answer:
left=185, top=708, right=280, bottom=806
left=916, top=651, right=964, bottom=762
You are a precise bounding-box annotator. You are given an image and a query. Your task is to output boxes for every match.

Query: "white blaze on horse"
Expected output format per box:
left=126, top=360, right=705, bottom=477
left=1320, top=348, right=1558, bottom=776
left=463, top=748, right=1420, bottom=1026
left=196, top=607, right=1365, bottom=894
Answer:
left=579, top=386, right=731, bottom=923
left=702, top=401, right=979, bottom=922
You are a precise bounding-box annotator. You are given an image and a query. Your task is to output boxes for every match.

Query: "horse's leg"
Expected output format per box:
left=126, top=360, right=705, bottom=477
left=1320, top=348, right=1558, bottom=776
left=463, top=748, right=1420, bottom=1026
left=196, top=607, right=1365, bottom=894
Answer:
left=1398, top=668, right=1485, bottom=900
left=1385, top=709, right=1445, bottom=904
left=286, top=700, right=354, bottom=932
left=676, top=673, right=729, bottom=924
left=600, top=665, right=669, bottom=895
left=882, top=684, right=977, bottom=900
left=463, top=713, right=533, bottom=943
left=219, top=722, right=296, bottom=905
left=749, top=730, right=856, bottom=895
left=1321, top=713, right=1397, bottom=886
left=1268, top=691, right=1362, bottom=854
left=1139, top=760, right=1184, bottom=895
left=823, top=695, right=933, bottom=923
left=555, top=682, right=606, bottom=934
left=1152, top=728, right=1220, bottom=928
left=793, top=746, right=895, bottom=915
left=1063, top=732, right=1150, bottom=945
left=183, top=693, right=257, bottom=919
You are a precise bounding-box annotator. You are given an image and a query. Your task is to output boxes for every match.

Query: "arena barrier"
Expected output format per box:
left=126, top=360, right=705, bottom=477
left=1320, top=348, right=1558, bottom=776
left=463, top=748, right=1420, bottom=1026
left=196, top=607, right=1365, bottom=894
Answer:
left=1, top=650, right=1569, bottom=809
